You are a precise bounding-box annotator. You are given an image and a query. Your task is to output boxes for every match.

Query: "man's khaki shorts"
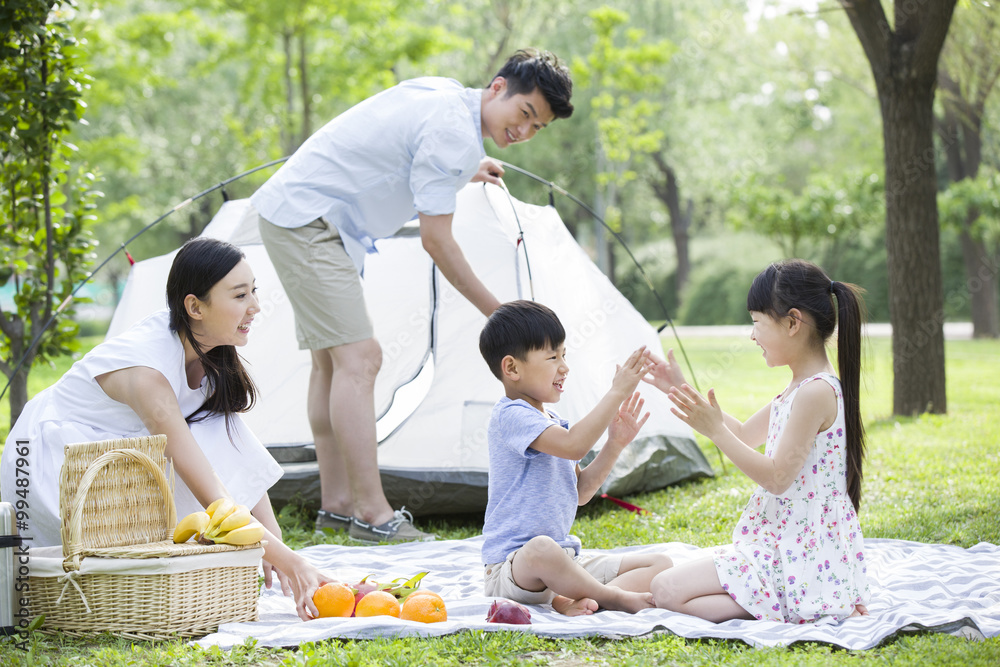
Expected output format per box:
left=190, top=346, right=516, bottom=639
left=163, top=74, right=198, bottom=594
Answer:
left=484, top=547, right=622, bottom=605
left=258, top=215, right=374, bottom=350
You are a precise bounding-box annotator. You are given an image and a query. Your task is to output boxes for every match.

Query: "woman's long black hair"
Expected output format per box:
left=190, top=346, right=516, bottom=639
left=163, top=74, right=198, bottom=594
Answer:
left=166, top=237, right=257, bottom=429
left=747, top=259, right=868, bottom=511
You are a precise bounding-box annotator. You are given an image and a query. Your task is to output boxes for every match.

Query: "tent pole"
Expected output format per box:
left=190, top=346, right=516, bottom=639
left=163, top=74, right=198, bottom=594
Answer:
left=0, top=158, right=290, bottom=404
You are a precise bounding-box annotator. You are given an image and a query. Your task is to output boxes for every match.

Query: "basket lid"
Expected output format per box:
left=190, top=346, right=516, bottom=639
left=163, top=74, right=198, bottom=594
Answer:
left=59, top=435, right=175, bottom=561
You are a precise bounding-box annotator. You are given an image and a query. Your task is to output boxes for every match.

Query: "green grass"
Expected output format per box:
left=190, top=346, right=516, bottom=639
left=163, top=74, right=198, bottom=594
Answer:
left=2, top=334, right=999, bottom=665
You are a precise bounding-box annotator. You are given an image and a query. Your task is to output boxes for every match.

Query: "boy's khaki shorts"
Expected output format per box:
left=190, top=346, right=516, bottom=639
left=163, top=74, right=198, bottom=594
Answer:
left=484, top=547, right=622, bottom=605
left=258, top=215, right=374, bottom=350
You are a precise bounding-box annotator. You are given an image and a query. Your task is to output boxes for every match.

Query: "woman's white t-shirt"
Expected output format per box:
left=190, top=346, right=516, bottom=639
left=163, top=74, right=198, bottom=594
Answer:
left=0, top=310, right=283, bottom=547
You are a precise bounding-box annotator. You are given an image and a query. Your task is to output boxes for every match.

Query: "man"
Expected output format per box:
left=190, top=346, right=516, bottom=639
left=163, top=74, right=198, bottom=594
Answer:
left=252, top=48, right=574, bottom=543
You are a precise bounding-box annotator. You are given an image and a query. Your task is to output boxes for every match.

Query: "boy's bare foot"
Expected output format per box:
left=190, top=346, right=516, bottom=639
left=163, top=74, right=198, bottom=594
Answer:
left=600, top=588, right=655, bottom=613
left=849, top=603, right=870, bottom=618
left=552, top=595, right=598, bottom=616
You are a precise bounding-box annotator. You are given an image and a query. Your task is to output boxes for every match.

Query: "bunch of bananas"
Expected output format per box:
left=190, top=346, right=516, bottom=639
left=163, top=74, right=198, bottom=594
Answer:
left=172, top=498, right=265, bottom=545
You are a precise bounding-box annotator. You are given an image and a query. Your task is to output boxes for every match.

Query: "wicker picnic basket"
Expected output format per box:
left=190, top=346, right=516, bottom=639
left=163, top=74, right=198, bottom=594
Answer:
left=29, top=435, right=263, bottom=640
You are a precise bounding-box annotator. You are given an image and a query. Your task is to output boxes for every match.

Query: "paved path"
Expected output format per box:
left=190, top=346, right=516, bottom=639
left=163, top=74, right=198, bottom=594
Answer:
left=662, top=322, right=974, bottom=340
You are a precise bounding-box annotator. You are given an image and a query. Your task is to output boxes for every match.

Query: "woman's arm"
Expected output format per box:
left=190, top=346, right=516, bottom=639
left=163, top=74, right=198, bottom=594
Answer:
left=97, top=366, right=227, bottom=506
left=98, top=366, right=333, bottom=619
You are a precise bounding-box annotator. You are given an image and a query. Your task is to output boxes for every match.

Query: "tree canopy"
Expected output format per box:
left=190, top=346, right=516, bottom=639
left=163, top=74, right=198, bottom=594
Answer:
left=4, top=0, right=998, bottom=418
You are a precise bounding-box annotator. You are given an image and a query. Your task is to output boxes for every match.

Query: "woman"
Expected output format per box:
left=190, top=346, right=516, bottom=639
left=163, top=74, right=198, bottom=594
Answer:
left=1, top=237, right=330, bottom=620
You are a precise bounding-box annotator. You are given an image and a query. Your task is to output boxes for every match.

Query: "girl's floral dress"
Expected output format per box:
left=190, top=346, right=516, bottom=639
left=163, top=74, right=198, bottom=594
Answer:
left=713, top=373, right=870, bottom=623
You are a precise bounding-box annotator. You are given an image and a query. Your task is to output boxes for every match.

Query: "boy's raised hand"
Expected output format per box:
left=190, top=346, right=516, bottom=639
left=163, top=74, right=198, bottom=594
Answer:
left=612, top=346, right=652, bottom=397
left=641, top=348, right=686, bottom=394
left=607, top=391, right=650, bottom=450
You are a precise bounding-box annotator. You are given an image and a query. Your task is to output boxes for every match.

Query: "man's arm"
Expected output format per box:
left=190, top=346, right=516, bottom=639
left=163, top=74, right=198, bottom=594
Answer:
left=419, top=211, right=501, bottom=317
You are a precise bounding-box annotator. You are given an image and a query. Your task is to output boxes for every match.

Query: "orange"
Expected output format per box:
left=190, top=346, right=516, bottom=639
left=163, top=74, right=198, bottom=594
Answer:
left=313, top=582, right=355, bottom=618
left=400, top=592, right=447, bottom=623
left=407, top=589, right=444, bottom=604
left=354, top=590, right=401, bottom=618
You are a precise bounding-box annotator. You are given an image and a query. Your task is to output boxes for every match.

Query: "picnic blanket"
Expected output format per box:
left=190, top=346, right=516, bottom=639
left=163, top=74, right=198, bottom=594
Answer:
left=194, top=537, right=1000, bottom=650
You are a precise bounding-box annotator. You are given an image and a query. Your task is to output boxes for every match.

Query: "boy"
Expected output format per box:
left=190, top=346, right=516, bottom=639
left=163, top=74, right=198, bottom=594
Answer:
left=252, top=50, right=574, bottom=543
left=478, top=300, right=673, bottom=615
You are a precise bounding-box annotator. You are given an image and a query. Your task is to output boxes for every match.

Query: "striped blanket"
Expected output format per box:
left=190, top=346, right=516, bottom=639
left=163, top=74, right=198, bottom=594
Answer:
left=194, top=537, right=1000, bottom=650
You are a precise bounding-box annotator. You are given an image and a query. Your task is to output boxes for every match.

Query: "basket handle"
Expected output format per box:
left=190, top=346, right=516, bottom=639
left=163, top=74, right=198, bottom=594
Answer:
left=64, top=448, right=178, bottom=569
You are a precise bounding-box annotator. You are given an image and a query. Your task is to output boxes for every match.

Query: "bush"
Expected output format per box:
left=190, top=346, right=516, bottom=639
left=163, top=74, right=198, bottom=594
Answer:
left=817, top=223, right=973, bottom=323
left=76, top=317, right=111, bottom=338
left=616, top=239, right=680, bottom=322
left=677, top=262, right=761, bottom=325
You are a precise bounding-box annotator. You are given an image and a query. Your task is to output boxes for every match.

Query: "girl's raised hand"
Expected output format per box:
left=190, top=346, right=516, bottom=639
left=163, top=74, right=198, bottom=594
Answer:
left=642, top=348, right=686, bottom=394
left=668, top=384, right=724, bottom=440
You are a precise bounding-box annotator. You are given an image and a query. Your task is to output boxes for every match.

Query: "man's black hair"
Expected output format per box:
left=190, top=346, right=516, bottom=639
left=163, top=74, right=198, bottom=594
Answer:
left=493, top=48, right=574, bottom=119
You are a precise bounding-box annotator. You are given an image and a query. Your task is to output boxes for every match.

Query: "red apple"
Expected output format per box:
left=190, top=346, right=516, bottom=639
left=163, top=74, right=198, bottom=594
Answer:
left=486, top=599, right=532, bottom=624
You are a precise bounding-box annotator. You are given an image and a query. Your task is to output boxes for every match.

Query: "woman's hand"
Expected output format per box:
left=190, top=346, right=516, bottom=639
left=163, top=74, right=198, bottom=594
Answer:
left=283, top=555, right=335, bottom=621
left=642, top=348, right=687, bottom=394
left=264, top=559, right=293, bottom=595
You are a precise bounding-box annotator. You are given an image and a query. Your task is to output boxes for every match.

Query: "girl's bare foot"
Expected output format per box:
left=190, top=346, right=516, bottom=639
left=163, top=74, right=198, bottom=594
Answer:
left=600, top=588, right=655, bottom=613
left=552, top=595, right=599, bottom=616
left=849, top=603, right=870, bottom=618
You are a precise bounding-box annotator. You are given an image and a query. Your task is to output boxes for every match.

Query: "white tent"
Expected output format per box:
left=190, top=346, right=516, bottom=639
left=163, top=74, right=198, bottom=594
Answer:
left=108, top=183, right=713, bottom=515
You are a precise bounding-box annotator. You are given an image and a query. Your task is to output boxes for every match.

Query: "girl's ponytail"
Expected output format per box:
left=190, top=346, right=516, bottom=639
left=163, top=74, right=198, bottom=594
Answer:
left=832, top=280, right=867, bottom=511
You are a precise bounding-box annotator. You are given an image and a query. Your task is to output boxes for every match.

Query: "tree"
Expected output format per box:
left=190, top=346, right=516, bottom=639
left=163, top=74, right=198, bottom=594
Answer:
left=649, top=153, right=692, bottom=299
left=937, top=1, right=1000, bottom=338
left=837, top=0, right=957, bottom=416
left=729, top=171, right=884, bottom=258
left=939, top=168, right=1000, bottom=312
left=200, top=0, right=457, bottom=156
left=573, top=6, right=673, bottom=280
left=0, top=0, right=100, bottom=423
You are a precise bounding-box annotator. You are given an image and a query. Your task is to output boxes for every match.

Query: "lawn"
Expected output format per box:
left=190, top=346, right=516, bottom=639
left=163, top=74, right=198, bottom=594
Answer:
left=1, top=333, right=998, bottom=665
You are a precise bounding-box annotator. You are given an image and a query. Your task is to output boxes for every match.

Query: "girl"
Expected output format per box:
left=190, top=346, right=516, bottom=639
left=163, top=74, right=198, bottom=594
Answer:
left=645, top=259, right=870, bottom=624
left=1, top=237, right=331, bottom=620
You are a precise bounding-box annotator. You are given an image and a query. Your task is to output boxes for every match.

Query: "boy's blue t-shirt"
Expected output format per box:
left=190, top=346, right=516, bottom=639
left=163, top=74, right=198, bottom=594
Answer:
left=481, top=397, right=583, bottom=565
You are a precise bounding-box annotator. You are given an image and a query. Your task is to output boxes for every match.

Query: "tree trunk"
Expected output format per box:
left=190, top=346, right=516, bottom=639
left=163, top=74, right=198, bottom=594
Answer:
left=960, top=228, right=1000, bottom=338
left=299, top=30, right=311, bottom=146
left=9, top=367, right=28, bottom=427
left=881, top=79, right=947, bottom=415
left=938, top=73, right=999, bottom=338
left=281, top=30, right=295, bottom=156
left=593, top=141, right=611, bottom=278
left=956, top=106, right=999, bottom=338
left=840, top=0, right=956, bottom=416
left=650, top=153, right=691, bottom=301
left=2, top=316, right=29, bottom=425
left=483, top=1, right=514, bottom=80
